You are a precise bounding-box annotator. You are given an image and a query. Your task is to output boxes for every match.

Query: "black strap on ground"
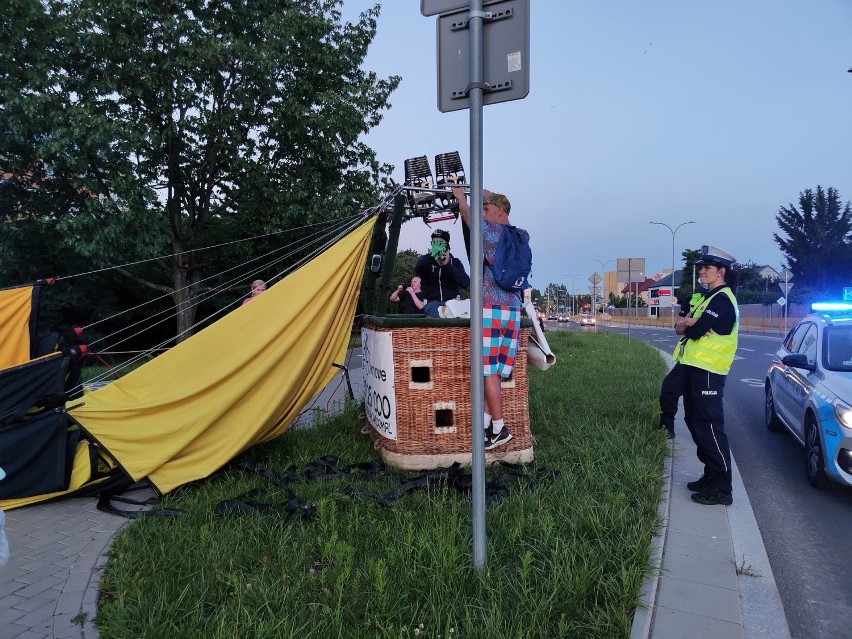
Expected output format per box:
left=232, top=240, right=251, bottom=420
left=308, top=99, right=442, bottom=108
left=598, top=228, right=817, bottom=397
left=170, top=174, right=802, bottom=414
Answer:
left=213, top=487, right=316, bottom=523
left=223, top=454, right=559, bottom=517
left=95, top=480, right=184, bottom=519
left=96, top=493, right=184, bottom=519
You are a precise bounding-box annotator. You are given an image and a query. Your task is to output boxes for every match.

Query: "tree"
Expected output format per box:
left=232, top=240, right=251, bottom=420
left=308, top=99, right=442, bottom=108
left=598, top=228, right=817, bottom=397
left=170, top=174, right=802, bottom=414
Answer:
left=734, top=261, right=780, bottom=305
left=1, top=0, right=400, bottom=341
left=774, top=186, right=852, bottom=298
left=675, top=248, right=702, bottom=308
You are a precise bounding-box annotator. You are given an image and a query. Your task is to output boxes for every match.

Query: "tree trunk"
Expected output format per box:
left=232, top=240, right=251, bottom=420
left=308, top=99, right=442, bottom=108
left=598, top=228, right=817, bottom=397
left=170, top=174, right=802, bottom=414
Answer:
left=171, top=251, right=202, bottom=344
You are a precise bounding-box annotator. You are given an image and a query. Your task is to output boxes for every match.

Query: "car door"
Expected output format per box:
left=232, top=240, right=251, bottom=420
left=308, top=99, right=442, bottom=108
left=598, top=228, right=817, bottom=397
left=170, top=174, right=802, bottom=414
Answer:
left=783, top=323, right=819, bottom=441
left=772, top=322, right=811, bottom=431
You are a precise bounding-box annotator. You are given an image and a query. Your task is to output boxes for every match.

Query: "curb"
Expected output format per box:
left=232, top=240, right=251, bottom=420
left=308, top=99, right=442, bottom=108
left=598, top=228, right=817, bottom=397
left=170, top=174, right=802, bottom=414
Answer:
left=628, top=440, right=673, bottom=639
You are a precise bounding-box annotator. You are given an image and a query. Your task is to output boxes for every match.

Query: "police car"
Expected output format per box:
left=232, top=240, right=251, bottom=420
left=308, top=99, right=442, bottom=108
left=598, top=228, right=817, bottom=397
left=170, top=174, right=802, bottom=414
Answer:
left=765, top=302, right=852, bottom=488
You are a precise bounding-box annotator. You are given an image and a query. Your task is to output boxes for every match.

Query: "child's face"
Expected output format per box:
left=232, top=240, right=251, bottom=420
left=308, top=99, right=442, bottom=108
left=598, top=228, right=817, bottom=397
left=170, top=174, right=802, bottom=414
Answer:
left=252, top=282, right=266, bottom=296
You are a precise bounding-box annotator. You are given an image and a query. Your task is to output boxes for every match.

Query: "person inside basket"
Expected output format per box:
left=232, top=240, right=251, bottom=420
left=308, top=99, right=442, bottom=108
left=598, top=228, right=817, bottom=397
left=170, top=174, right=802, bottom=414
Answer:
left=414, top=229, right=470, bottom=312
left=389, top=276, right=427, bottom=314
left=242, top=279, right=266, bottom=304
left=452, top=186, right=527, bottom=450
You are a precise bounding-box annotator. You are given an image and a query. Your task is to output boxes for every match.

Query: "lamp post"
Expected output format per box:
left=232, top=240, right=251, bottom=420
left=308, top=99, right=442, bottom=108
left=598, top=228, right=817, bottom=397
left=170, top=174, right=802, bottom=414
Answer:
left=591, top=259, right=613, bottom=324
left=566, top=272, right=584, bottom=316
left=650, top=221, right=696, bottom=327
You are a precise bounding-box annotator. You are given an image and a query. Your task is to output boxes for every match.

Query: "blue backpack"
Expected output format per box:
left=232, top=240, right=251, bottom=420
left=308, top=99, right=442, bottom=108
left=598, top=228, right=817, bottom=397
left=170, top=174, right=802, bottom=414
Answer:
left=488, top=225, right=532, bottom=293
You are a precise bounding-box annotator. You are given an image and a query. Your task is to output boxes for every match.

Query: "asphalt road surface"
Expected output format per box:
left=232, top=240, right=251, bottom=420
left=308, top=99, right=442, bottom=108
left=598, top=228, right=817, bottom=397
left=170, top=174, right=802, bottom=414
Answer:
left=549, top=319, right=852, bottom=639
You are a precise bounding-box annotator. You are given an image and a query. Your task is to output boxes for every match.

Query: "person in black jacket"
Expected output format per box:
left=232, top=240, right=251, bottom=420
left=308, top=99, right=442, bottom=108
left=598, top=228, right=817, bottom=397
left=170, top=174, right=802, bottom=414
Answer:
left=389, top=277, right=427, bottom=314
left=414, top=229, right=470, bottom=304
left=658, top=285, right=708, bottom=439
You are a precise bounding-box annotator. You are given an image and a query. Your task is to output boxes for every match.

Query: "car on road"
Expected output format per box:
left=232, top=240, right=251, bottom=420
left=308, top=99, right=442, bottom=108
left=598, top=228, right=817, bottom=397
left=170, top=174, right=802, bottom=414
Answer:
left=558, top=313, right=569, bottom=322
left=548, top=313, right=558, bottom=321
left=579, top=314, right=596, bottom=327
left=765, top=302, right=852, bottom=488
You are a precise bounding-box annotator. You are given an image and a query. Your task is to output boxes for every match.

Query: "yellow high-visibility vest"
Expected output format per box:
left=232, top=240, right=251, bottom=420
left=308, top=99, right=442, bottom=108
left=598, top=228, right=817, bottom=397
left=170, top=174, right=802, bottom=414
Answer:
left=674, top=287, right=738, bottom=375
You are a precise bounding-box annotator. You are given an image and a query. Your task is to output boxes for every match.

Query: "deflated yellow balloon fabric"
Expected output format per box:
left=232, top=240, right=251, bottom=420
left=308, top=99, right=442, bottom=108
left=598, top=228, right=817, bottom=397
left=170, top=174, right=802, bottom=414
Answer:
left=69, top=219, right=375, bottom=494
left=0, top=286, right=35, bottom=369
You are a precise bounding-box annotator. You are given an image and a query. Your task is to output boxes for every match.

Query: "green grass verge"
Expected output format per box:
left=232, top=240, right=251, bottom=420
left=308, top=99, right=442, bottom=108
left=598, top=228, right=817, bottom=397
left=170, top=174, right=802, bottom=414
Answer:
left=95, top=331, right=668, bottom=639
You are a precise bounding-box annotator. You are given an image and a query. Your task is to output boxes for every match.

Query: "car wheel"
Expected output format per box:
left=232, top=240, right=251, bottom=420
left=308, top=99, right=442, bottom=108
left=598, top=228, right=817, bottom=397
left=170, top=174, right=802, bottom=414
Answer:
left=805, top=416, right=829, bottom=489
left=764, top=384, right=783, bottom=432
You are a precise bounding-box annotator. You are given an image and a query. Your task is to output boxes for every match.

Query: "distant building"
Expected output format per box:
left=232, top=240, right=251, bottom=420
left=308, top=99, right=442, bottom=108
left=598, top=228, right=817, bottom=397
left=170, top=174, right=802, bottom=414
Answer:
left=757, top=265, right=781, bottom=281
left=646, top=270, right=685, bottom=318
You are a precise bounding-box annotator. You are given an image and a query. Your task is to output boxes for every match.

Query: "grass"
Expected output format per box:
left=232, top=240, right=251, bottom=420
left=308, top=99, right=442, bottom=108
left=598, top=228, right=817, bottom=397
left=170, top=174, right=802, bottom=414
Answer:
left=95, top=331, right=669, bottom=639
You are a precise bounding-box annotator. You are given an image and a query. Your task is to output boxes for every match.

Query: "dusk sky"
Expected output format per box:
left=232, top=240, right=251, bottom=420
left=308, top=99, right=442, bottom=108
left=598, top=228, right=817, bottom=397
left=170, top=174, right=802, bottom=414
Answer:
left=345, top=0, right=852, bottom=291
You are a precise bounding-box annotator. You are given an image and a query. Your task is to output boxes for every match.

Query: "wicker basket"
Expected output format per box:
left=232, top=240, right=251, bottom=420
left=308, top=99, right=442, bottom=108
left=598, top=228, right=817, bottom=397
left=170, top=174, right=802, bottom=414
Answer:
left=361, top=316, right=533, bottom=470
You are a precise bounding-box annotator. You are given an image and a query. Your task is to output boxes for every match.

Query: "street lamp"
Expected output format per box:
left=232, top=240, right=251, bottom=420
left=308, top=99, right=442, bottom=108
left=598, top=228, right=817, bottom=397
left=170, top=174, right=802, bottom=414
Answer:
left=566, top=272, right=583, bottom=316
left=650, top=221, right=696, bottom=327
left=591, top=258, right=613, bottom=322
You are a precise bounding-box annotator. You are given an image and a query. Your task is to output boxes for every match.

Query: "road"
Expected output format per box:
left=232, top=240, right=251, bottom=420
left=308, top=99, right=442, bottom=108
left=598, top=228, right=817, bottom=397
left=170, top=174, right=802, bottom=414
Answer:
left=547, top=319, right=852, bottom=639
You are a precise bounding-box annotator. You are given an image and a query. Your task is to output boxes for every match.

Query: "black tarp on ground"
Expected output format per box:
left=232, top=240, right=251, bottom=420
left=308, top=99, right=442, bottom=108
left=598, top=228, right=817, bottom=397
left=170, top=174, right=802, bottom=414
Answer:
left=0, top=353, right=67, bottom=424
left=0, top=410, right=78, bottom=499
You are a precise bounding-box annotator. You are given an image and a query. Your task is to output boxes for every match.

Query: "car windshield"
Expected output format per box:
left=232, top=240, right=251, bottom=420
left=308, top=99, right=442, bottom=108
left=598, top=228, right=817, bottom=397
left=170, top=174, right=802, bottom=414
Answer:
left=823, top=325, right=852, bottom=372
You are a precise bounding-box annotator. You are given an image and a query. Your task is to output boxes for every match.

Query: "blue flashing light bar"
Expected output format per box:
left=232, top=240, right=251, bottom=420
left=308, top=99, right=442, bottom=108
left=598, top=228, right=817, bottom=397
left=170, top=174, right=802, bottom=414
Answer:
left=811, top=301, right=852, bottom=312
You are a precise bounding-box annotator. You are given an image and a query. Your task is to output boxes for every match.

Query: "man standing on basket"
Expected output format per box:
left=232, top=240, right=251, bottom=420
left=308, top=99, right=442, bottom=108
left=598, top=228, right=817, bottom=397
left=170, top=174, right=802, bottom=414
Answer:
left=452, top=186, right=528, bottom=450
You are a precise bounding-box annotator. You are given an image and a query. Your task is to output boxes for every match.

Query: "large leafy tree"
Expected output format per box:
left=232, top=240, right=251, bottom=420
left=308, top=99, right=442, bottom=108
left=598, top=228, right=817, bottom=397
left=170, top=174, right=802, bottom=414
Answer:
left=1, top=0, right=399, bottom=341
left=774, top=186, right=852, bottom=298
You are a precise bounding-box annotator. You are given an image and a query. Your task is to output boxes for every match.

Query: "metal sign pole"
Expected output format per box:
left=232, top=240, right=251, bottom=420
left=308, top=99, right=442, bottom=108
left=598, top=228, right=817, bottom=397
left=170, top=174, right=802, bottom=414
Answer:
left=467, top=0, right=487, bottom=571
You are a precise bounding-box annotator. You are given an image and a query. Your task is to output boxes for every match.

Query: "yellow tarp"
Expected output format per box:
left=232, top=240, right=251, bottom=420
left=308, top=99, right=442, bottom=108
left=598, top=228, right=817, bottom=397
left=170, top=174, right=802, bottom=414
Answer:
left=69, top=219, right=375, bottom=494
left=0, top=286, right=34, bottom=369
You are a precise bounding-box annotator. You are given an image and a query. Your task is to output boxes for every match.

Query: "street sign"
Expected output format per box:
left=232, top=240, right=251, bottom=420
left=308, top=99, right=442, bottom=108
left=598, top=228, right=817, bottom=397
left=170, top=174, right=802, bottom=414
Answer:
left=436, top=0, right=530, bottom=112
left=617, top=258, right=646, bottom=283
left=670, top=297, right=678, bottom=305
left=588, top=273, right=600, bottom=284
left=778, top=282, right=794, bottom=296
left=777, top=297, right=786, bottom=306
left=422, top=0, right=502, bottom=16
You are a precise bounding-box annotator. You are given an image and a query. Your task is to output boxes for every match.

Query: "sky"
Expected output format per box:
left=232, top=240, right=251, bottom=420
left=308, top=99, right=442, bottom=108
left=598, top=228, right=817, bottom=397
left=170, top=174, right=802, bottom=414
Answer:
left=343, top=0, right=852, bottom=292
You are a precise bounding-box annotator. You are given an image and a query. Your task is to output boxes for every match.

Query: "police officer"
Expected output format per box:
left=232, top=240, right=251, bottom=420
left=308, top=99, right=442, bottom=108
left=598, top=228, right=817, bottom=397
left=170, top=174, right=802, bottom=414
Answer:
left=674, top=245, right=739, bottom=506
left=658, top=285, right=708, bottom=438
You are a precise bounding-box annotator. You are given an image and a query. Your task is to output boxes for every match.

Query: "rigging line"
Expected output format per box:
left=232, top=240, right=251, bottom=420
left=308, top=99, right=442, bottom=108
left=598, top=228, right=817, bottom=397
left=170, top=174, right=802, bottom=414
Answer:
left=76, top=215, right=368, bottom=389
left=86, top=222, right=351, bottom=353
left=53, top=216, right=361, bottom=282
left=267, top=215, right=366, bottom=284
left=82, top=216, right=354, bottom=335
left=83, top=217, right=357, bottom=360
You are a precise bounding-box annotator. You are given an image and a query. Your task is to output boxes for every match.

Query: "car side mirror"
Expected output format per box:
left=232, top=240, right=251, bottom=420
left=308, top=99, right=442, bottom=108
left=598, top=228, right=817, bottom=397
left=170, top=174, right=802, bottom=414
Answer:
left=782, top=353, right=816, bottom=372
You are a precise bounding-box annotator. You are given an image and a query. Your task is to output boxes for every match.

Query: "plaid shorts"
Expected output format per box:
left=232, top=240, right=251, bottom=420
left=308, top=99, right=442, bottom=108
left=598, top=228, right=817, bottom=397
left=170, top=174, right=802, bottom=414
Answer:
left=483, top=305, right=521, bottom=378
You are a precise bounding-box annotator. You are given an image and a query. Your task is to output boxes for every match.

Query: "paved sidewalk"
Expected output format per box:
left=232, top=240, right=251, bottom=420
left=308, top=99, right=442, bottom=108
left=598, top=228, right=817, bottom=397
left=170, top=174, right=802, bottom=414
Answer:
left=630, top=353, right=791, bottom=639
left=1, top=353, right=790, bottom=638
left=1, top=500, right=124, bottom=639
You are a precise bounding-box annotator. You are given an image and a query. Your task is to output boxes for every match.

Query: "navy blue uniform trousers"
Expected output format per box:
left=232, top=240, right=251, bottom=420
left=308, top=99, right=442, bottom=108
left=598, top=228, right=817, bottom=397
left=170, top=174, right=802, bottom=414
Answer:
left=658, top=361, right=684, bottom=431
left=682, top=364, right=732, bottom=494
